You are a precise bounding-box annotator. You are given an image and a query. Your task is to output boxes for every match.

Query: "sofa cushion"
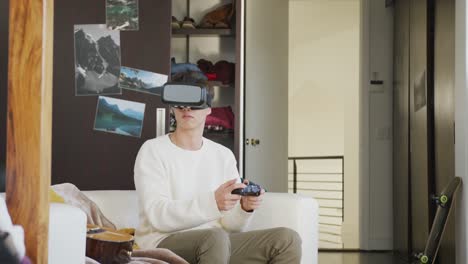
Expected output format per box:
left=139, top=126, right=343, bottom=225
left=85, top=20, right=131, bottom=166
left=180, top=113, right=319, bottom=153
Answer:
left=82, top=191, right=139, bottom=230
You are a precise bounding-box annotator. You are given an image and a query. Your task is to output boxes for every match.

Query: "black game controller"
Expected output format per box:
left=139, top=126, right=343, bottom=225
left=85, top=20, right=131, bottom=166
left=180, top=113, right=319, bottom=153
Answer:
left=231, top=181, right=263, bottom=196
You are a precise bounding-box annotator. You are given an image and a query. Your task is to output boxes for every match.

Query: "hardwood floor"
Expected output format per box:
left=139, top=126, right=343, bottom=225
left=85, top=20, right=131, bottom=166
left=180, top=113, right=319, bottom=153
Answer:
left=319, top=252, right=410, bottom=264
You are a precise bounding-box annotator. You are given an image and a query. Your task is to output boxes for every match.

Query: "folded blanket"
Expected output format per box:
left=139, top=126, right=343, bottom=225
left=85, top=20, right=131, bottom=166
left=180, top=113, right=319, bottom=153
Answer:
left=52, top=183, right=116, bottom=229
left=52, top=183, right=188, bottom=264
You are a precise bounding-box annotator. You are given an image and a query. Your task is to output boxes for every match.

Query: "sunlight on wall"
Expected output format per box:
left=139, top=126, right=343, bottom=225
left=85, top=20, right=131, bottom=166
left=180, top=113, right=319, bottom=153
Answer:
left=288, top=0, right=360, bottom=249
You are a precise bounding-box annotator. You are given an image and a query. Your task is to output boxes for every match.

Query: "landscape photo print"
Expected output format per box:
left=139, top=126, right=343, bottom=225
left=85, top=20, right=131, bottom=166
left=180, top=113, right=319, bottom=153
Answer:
left=94, top=96, right=145, bottom=138
left=74, top=24, right=122, bottom=96
left=119, top=66, right=168, bottom=95
left=106, top=0, right=139, bottom=31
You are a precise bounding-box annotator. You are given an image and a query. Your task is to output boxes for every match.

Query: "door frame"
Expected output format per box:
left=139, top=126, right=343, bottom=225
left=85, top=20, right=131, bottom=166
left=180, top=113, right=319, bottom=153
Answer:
left=359, top=0, right=394, bottom=250
left=454, top=1, right=468, bottom=263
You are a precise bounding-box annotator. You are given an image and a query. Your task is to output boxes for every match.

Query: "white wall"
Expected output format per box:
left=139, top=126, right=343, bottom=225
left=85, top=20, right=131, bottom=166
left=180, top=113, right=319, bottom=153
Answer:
left=288, top=0, right=348, bottom=157
left=359, top=0, right=394, bottom=251
left=455, top=0, right=467, bottom=263
left=365, top=0, right=394, bottom=250
left=288, top=0, right=360, bottom=249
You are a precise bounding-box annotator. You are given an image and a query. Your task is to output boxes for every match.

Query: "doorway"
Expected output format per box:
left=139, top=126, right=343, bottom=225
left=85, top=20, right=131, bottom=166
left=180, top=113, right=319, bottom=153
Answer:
left=288, top=0, right=361, bottom=249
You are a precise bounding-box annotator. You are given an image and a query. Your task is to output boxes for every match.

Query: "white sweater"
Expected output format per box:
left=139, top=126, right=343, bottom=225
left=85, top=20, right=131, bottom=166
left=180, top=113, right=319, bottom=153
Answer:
left=134, top=134, right=253, bottom=249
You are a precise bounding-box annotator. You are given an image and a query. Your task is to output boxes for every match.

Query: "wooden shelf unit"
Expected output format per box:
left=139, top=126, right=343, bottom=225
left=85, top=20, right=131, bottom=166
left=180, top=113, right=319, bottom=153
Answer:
left=172, top=28, right=234, bottom=37
left=171, top=0, right=240, bottom=157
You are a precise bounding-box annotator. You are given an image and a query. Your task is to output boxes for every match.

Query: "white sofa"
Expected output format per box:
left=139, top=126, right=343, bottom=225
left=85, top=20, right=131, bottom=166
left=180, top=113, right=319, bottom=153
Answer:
left=83, top=191, right=319, bottom=264
left=3, top=191, right=318, bottom=264
left=48, top=203, right=87, bottom=264
left=0, top=193, right=87, bottom=264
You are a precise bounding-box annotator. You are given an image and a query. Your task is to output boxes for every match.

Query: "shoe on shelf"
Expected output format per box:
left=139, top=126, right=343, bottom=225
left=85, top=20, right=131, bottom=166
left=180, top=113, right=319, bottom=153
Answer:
left=214, top=21, right=230, bottom=29
left=199, top=21, right=214, bottom=29
left=171, top=16, right=181, bottom=29
left=181, top=17, right=196, bottom=29
left=199, top=1, right=236, bottom=29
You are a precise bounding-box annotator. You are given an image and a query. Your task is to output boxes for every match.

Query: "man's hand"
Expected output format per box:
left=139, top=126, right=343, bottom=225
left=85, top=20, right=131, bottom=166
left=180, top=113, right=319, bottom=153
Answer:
left=215, top=178, right=246, bottom=211
left=240, top=179, right=265, bottom=212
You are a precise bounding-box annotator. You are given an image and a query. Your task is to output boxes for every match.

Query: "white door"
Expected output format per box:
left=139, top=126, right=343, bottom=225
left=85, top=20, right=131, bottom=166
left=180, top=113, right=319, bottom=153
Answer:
left=243, top=0, right=289, bottom=192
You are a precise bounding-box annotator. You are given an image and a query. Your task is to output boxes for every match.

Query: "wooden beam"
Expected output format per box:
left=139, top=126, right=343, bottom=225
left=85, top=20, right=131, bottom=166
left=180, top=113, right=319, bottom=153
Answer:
left=6, top=0, right=54, bottom=263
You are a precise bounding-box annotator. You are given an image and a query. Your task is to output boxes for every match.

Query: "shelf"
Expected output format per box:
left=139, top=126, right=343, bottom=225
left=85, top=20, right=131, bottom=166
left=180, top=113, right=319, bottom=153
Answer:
left=204, top=129, right=234, bottom=135
left=172, top=28, right=234, bottom=36
left=204, top=129, right=234, bottom=150
left=207, top=80, right=234, bottom=88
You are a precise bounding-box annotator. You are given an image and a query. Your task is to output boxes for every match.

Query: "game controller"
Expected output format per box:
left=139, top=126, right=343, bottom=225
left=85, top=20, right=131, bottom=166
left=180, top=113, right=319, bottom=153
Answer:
left=231, top=181, right=263, bottom=196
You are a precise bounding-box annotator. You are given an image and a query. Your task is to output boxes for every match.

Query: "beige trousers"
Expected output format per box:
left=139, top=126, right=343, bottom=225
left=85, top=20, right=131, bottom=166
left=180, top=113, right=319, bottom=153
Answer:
left=157, top=227, right=302, bottom=264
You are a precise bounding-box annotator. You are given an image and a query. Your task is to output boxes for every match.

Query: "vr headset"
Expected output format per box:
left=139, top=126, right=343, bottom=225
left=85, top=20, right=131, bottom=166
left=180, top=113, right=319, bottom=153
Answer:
left=161, top=83, right=212, bottom=109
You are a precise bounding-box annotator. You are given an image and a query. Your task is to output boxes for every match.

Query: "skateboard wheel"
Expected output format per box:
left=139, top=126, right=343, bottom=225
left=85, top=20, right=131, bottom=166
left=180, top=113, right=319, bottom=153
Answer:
left=440, top=195, right=448, bottom=204
left=420, top=255, right=429, bottom=263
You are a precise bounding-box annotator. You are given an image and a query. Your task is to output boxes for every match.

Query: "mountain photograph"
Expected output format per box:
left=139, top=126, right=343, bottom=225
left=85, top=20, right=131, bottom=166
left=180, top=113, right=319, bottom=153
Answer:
left=74, top=24, right=121, bottom=96
left=119, top=66, right=167, bottom=95
left=106, top=0, right=139, bottom=31
left=94, top=96, right=145, bottom=137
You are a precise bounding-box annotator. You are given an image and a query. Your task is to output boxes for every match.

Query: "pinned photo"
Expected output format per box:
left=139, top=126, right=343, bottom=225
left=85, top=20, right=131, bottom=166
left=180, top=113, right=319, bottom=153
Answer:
left=94, top=96, right=145, bottom=138
left=119, top=66, right=168, bottom=95
left=74, top=24, right=121, bottom=96
left=106, top=0, right=139, bottom=31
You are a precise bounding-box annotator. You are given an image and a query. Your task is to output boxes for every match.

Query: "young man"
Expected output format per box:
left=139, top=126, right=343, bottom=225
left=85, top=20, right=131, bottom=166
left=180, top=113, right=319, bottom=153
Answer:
left=134, top=104, right=302, bottom=263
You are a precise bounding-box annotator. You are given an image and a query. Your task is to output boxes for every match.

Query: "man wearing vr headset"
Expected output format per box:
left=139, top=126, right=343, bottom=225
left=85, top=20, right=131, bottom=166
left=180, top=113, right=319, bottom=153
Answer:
left=133, top=83, right=301, bottom=264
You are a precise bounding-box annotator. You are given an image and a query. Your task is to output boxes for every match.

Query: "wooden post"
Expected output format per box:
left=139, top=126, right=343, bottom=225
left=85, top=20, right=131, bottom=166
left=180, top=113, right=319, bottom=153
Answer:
left=6, top=0, right=54, bottom=263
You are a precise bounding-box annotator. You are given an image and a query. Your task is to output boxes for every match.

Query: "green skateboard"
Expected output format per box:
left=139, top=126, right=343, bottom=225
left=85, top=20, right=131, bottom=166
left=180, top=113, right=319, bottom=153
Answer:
left=413, top=177, right=461, bottom=264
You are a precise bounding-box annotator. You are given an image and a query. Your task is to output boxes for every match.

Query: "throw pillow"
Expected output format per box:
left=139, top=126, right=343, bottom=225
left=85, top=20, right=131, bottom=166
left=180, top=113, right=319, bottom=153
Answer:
left=49, top=188, right=65, bottom=203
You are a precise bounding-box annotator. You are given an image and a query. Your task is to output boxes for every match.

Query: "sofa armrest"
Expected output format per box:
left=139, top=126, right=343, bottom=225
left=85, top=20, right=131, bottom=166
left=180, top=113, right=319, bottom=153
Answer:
left=246, top=192, right=318, bottom=264
left=48, top=203, right=87, bottom=264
